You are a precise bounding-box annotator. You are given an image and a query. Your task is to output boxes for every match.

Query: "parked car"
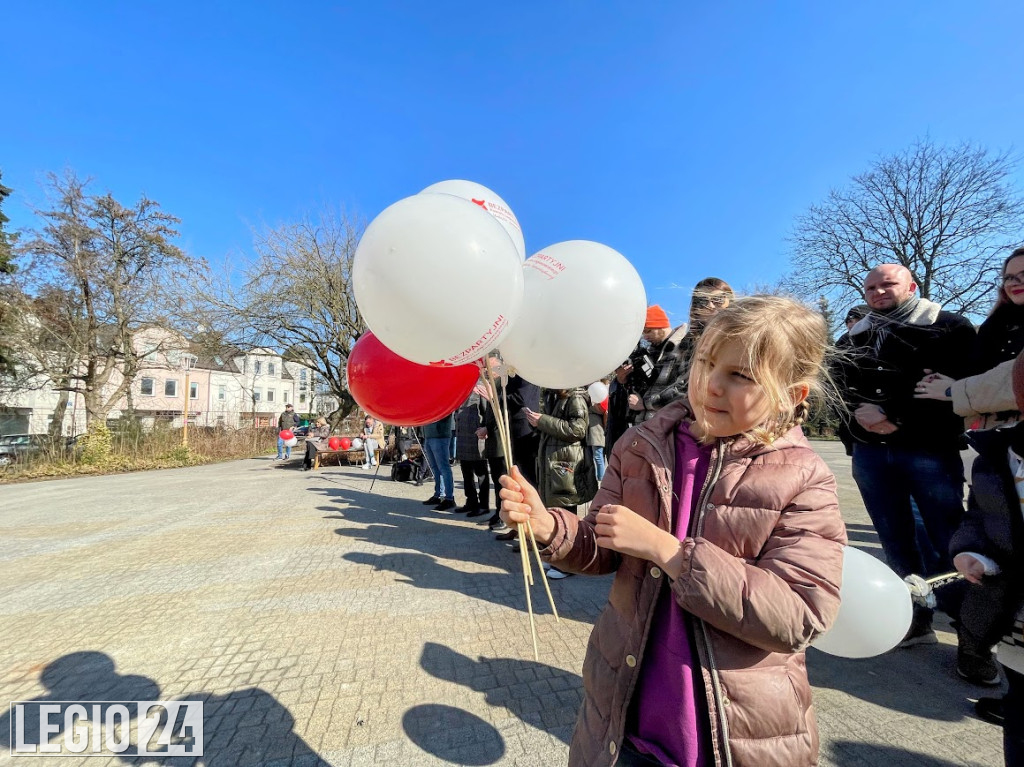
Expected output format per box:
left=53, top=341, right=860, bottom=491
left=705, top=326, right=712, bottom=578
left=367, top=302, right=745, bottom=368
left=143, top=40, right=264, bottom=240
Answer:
left=293, top=425, right=310, bottom=437
left=0, top=434, right=52, bottom=467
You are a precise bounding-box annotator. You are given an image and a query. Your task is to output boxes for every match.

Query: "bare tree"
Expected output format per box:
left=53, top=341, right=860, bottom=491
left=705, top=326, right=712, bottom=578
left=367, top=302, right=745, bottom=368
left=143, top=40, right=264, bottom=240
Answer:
left=8, top=172, right=199, bottom=427
left=192, top=208, right=366, bottom=423
left=784, top=140, right=1024, bottom=316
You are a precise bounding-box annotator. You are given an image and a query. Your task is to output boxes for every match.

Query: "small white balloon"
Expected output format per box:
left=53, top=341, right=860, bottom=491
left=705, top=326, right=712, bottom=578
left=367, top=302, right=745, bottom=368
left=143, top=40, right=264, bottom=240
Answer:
left=353, top=194, right=524, bottom=367
left=351, top=437, right=364, bottom=450
left=499, top=241, right=646, bottom=389
left=812, top=546, right=913, bottom=659
left=420, top=180, right=526, bottom=261
left=587, top=381, right=609, bottom=404
left=284, top=437, right=298, bottom=447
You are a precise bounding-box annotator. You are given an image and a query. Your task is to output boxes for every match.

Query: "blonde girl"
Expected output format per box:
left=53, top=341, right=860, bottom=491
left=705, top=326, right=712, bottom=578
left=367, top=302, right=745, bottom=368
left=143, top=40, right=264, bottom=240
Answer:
left=500, top=295, right=846, bottom=767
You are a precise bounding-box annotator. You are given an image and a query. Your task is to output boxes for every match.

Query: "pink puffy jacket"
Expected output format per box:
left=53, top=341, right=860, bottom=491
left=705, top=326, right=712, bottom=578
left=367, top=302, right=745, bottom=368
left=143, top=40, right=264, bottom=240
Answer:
left=543, top=400, right=847, bottom=767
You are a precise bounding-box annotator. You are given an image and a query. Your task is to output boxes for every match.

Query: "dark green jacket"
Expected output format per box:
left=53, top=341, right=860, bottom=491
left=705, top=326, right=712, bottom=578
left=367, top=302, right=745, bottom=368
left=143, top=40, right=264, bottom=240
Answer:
left=535, top=389, right=598, bottom=507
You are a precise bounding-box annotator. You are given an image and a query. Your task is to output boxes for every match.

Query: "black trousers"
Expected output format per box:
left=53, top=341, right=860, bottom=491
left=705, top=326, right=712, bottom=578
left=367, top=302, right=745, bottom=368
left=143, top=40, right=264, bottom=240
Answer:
left=511, top=432, right=539, bottom=486
left=459, top=459, right=489, bottom=509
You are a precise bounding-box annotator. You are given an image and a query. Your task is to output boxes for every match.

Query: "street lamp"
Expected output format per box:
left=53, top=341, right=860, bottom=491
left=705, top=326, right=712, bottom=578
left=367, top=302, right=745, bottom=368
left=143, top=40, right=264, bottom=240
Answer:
left=181, top=353, right=198, bottom=447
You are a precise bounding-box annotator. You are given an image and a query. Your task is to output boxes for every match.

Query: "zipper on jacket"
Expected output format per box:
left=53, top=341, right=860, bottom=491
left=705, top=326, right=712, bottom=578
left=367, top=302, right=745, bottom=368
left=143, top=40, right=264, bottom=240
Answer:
left=693, top=442, right=734, bottom=767
left=637, top=426, right=734, bottom=767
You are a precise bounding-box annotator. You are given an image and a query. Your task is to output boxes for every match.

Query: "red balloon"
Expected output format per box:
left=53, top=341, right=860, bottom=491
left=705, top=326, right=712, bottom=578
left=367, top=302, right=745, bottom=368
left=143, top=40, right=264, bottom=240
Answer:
left=348, top=331, right=480, bottom=427
left=338, top=437, right=352, bottom=450
left=279, top=429, right=294, bottom=440
left=328, top=436, right=343, bottom=450
left=599, top=399, right=608, bottom=413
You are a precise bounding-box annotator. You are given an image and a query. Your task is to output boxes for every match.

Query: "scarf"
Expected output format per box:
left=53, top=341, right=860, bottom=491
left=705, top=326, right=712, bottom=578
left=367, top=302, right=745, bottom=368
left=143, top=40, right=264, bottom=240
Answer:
left=849, top=294, right=943, bottom=355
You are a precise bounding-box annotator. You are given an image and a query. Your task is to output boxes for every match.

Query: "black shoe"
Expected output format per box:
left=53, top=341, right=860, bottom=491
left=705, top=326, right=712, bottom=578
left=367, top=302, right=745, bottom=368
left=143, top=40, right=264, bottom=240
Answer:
left=466, top=508, right=489, bottom=518
left=899, top=609, right=938, bottom=648
left=421, top=496, right=442, bottom=505
left=434, top=499, right=456, bottom=511
left=490, top=522, right=510, bottom=533
left=455, top=504, right=479, bottom=514
left=957, top=651, right=1001, bottom=686
left=495, top=529, right=518, bottom=541
left=975, top=696, right=1005, bottom=726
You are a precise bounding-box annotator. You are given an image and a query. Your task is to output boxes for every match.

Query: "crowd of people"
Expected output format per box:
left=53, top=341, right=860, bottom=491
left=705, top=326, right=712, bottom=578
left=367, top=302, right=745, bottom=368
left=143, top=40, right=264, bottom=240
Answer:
left=291, top=252, right=1024, bottom=766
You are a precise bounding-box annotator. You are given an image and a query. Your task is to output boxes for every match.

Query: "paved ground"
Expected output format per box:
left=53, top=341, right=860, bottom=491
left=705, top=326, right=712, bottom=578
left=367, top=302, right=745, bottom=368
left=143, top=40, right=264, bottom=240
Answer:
left=0, top=443, right=1005, bottom=766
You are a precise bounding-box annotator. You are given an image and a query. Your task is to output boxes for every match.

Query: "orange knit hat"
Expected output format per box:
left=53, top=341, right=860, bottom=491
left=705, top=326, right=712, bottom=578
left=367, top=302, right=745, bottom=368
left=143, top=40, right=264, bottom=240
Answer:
left=645, top=305, right=671, bottom=329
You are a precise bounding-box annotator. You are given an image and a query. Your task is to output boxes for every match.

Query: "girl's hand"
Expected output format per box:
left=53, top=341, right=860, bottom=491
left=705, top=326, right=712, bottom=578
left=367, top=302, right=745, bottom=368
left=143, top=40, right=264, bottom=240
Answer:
left=594, top=505, right=682, bottom=573
left=523, top=409, right=542, bottom=427
left=499, top=466, right=555, bottom=544
left=914, top=372, right=954, bottom=400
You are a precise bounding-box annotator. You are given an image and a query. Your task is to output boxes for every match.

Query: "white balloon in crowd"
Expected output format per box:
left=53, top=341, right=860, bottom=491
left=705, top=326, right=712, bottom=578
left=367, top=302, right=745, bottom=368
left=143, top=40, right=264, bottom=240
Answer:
left=499, top=241, right=647, bottom=389
left=284, top=437, right=298, bottom=447
left=353, top=193, right=524, bottom=367
left=420, top=179, right=526, bottom=261
left=811, top=546, right=913, bottom=659
left=351, top=437, right=364, bottom=450
left=587, top=381, right=609, bottom=404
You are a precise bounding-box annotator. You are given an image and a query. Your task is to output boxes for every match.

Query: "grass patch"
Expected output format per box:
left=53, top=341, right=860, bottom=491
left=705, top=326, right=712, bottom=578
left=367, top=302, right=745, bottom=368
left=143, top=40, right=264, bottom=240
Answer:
left=0, top=427, right=278, bottom=483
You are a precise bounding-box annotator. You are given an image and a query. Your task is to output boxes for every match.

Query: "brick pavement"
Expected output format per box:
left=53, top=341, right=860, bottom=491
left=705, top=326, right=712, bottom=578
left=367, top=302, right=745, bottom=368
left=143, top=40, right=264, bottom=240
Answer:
left=0, top=444, right=1004, bottom=766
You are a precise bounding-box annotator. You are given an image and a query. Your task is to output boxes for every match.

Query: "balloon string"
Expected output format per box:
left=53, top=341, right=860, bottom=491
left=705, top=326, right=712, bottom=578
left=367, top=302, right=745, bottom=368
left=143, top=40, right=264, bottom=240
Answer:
left=478, top=356, right=562, bottom=649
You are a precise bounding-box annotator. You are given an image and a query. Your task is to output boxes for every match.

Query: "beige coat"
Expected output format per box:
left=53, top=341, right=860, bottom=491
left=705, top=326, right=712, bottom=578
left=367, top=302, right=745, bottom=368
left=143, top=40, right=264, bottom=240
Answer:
left=951, top=357, right=1020, bottom=430
left=543, top=401, right=846, bottom=767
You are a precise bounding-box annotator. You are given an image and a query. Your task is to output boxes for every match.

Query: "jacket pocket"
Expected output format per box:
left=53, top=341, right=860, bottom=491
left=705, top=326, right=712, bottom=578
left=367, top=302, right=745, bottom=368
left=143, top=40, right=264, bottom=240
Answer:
left=719, top=665, right=807, bottom=739
left=549, top=461, right=578, bottom=497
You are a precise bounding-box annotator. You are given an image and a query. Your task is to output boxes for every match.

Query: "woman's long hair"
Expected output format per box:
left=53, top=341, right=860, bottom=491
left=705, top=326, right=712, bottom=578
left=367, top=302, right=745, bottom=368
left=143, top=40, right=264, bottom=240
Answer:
left=990, top=246, right=1024, bottom=315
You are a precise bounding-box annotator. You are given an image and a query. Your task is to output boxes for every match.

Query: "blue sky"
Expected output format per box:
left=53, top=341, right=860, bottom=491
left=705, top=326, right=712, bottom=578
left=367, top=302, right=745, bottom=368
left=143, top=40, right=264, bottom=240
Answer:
left=3, top=1, right=1023, bottom=324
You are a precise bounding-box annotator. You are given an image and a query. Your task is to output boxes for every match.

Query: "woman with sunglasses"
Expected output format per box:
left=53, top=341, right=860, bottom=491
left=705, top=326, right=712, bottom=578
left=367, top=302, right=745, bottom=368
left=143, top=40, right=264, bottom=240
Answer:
left=916, top=246, right=1024, bottom=431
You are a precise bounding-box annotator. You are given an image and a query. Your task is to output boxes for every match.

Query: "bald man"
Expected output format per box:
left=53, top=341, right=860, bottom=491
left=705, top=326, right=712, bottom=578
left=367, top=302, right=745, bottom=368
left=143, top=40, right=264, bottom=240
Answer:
left=837, top=264, right=977, bottom=648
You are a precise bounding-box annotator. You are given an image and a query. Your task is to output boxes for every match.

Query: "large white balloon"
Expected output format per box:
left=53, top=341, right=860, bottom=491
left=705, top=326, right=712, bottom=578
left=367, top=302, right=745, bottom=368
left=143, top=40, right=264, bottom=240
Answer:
left=499, top=241, right=646, bottom=389
left=812, top=546, right=913, bottom=659
left=353, top=194, right=524, bottom=367
left=420, top=180, right=526, bottom=261
left=351, top=437, right=364, bottom=450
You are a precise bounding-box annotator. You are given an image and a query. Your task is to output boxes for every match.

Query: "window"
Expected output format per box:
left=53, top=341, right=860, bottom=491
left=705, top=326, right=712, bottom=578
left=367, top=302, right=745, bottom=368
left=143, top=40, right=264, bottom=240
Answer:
left=267, top=389, right=275, bottom=403
left=300, top=369, right=307, bottom=383
left=254, top=390, right=261, bottom=402
left=299, top=393, right=307, bottom=404
left=268, top=362, right=276, bottom=376
left=165, top=380, right=178, bottom=397
left=190, top=382, right=199, bottom=399
left=214, top=356, right=223, bottom=366
left=140, top=377, right=154, bottom=396
left=254, top=360, right=262, bottom=375
left=218, top=385, right=226, bottom=401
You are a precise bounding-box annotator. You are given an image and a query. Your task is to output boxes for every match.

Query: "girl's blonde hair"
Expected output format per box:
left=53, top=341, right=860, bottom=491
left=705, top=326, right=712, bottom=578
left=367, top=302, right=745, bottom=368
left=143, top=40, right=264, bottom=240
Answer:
left=689, top=294, right=835, bottom=445
left=315, top=416, right=327, bottom=426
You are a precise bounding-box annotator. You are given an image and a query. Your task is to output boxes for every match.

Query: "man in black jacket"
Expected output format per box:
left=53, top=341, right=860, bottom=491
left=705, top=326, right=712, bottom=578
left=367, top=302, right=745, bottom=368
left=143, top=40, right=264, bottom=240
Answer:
left=838, top=264, right=977, bottom=645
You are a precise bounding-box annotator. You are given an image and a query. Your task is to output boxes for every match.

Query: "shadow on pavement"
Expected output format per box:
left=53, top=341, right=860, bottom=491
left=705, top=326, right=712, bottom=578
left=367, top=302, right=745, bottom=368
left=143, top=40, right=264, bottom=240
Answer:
left=402, top=703, right=505, bottom=765
left=843, top=522, right=881, bottom=547
left=418, top=642, right=581, bottom=746
left=313, top=482, right=610, bottom=622
left=807, top=640, right=988, bottom=724
left=824, top=739, right=975, bottom=766
left=0, top=651, right=329, bottom=765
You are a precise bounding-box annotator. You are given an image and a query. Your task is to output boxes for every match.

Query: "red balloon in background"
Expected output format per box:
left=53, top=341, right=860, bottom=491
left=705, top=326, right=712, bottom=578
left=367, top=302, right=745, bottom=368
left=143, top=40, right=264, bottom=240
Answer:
left=328, top=436, right=343, bottom=450
left=279, top=429, right=294, bottom=440
left=348, top=331, right=480, bottom=427
left=599, top=399, right=608, bottom=413
left=338, top=437, right=352, bottom=450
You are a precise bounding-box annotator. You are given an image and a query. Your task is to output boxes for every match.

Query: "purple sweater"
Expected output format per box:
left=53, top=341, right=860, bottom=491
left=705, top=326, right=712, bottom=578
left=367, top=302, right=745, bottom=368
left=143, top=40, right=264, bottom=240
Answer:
left=625, top=421, right=711, bottom=767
